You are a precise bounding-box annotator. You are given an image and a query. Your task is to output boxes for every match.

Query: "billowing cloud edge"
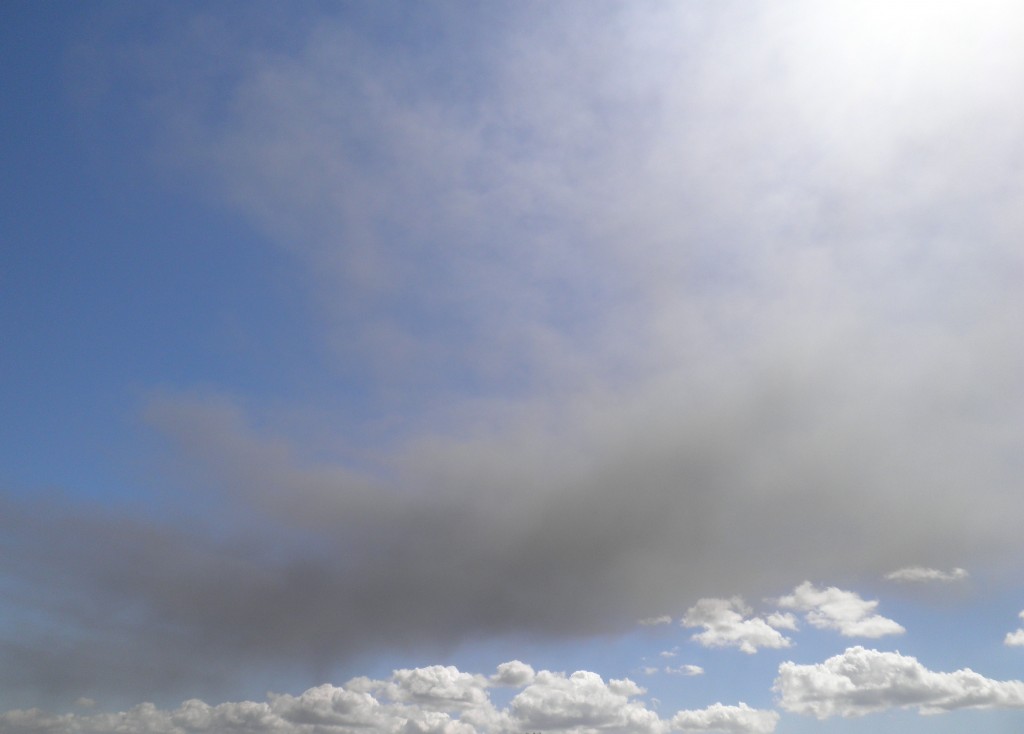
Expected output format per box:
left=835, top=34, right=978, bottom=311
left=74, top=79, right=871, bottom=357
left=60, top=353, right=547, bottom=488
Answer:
left=776, top=582, right=904, bottom=638
left=0, top=661, right=777, bottom=734
left=775, top=646, right=1024, bottom=718
left=681, top=597, right=793, bottom=654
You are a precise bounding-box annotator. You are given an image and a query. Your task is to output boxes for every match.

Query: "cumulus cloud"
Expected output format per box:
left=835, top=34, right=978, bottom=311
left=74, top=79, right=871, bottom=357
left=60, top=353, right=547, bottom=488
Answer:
left=775, top=646, right=1024, bottom=718
left=509, top=670, right=660, bottom=734
left=377, top=666, right=491, bottom=710
left=776, top=582, right=904, bottom=638
left=1, top=662, right=717, bottom=734
left=670, top=703, right=778, bottom=734
left=491, top=661, right=536, bottom=688
left=884, top=566, right=969, bottom=583
left=682, top=598, right=792, bottom=654
left=1004, top=611, right=1024, bottom=647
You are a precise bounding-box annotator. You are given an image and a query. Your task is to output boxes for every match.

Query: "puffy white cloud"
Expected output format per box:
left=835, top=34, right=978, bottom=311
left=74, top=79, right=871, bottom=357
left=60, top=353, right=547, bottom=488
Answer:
left=682, top=598, right=792, bottom=654
left=1004, top=611, right=1024, bottom=647
left=384, top=666, right=491, bottom=710
left=763, top=613, right=798, bottom=632
left=492, top=661, right=536, bottom=687
left=884, top=566, right=968, bottom=583
left=510, top=670, right=662, bottom=734
left=271, top=684, right=381, bottom=727
left=1005, top=630, right=1024, bottom=646
left=775, top=646, right=1024, bottom=718
left=670, top=703, right=778, bottom=734
left=776, top=582, right=904, bottom=638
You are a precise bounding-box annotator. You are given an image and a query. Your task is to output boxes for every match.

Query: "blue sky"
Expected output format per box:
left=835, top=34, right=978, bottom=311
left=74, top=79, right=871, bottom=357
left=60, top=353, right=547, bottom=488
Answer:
left=4, top=2, right=1024, bottom=732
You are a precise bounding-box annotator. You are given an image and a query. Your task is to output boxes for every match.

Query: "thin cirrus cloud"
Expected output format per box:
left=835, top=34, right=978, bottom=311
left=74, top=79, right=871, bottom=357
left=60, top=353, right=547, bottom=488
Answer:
left=775, top=646, right=1024, bottom=718
left=665, top=666, right=705, bottom=678
left=640, top=616, right=674, bottom=627
left=884, top=566, right=969, bottom=583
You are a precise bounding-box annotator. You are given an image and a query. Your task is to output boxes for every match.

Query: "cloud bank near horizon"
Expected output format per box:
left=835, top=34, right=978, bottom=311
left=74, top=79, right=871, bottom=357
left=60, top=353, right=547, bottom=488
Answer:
left=11, top=642, right=1024, bottom=733
left=1, top=662, right=777, bottom=734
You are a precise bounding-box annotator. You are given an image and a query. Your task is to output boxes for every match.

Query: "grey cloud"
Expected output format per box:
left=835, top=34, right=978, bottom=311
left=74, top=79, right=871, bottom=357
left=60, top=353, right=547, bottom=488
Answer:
left=639, top=617, right=673, bottom=627
left=9, top=0, right=1024, bottom=706
left=775, top=646, right=1024, bottom=718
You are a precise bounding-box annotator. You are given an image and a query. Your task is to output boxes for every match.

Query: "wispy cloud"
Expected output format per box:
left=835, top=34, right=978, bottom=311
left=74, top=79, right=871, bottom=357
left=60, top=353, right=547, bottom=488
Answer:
left=884, top=566, right=969, bottom=583
left=665, top=665, right=705, bottom=678
left=640, top=616, right=674, bottom=627
left=6, top=0, right=1024, bottom=710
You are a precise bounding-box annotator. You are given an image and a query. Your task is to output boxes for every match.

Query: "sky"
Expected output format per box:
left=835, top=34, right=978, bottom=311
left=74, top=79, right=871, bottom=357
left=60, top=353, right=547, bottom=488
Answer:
left=3, top=1, right=1024, bottom=732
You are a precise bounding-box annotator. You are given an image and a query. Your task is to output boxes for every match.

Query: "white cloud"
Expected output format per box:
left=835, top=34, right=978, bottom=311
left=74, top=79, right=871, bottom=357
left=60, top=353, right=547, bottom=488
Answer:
left=2, top=660, right=721, bottom=734
left=492, top=661, right=536, bottom=687
left=270, top=685, right=380, bottom=728
left=763, top=613, right=798, bottom=632
left=660, top=648, right=679, bottom=659
left=682, top=598, right=792, bottom=654
left=776, top=582, right=904, bottom=638
left=509, top=670, right=662, bottom=734
left=1004, top=611, right=1024, bottom=647
left=640, top=616, right=674, bottom=626
left=775, top=646, right=1024, bottom=718
left=383, top=666, right=491, bottom=710
left=670, top=702, right=778, bottom=734
left=884, top=566, right=969, bottom=583
left=665, top=665, right=705, bottom=677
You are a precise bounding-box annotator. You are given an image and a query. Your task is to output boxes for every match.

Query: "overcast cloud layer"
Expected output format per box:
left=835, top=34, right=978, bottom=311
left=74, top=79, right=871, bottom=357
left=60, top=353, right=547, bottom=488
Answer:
left=4, top=0, right=1024, bottom=714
